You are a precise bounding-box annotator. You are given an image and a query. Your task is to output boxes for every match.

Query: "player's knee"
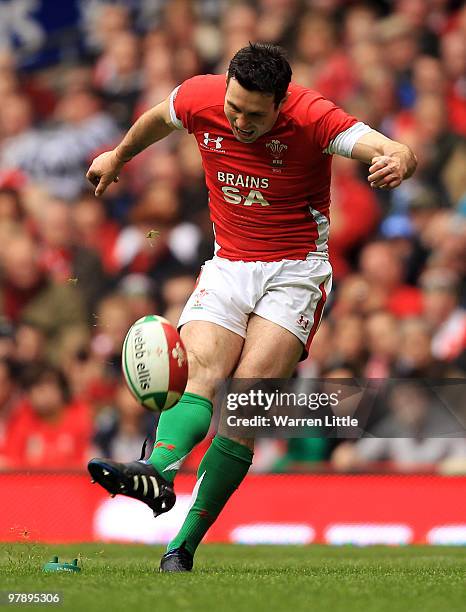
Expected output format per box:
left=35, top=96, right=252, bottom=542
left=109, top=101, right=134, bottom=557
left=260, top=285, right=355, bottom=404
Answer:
left=186, top=347, right=222, bottom=397
left=234, top=358, right=297, bottom=379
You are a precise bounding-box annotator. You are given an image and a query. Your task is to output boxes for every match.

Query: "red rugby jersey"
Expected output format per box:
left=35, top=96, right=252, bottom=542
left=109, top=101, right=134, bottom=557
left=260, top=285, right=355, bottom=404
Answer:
left=172, top=74, right=358, bottom=262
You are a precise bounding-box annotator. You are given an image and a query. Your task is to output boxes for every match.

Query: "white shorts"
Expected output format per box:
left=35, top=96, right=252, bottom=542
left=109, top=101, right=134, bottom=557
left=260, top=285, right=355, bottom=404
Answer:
left=178, top=255, right=332, bottom=359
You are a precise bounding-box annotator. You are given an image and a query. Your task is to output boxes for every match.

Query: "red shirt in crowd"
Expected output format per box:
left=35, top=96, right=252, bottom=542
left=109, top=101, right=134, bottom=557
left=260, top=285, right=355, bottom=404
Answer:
left=4, top=399, right=92, bottom=469
left=328, top=171, right=380, bottom=280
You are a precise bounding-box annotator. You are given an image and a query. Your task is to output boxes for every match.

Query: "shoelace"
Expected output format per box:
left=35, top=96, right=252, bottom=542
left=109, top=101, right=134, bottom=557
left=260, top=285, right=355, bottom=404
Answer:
left=139, top=436, right=149, bottom=461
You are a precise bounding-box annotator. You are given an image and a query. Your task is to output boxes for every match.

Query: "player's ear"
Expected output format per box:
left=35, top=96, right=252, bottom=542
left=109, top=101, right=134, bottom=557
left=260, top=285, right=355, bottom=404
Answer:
left=277, top=91, right=290, bottom=109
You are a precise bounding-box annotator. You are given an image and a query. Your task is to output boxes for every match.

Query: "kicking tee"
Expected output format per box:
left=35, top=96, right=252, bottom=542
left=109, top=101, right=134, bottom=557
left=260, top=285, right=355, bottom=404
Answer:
left=170, top=74, right=370, bottom=262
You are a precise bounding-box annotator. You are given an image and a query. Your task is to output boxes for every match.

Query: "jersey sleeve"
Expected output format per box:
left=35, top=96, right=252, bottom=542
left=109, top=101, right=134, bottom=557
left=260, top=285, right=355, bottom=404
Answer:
left=324, top=122, right=372, bottom=157
left=306, top=96, right=359, bottom=152
left=170, top=75, right=212, bottom=133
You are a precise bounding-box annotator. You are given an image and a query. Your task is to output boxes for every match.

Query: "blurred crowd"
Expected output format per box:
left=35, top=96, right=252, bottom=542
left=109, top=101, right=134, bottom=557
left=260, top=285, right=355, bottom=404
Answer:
left=0, top=0, right=465, bottom=474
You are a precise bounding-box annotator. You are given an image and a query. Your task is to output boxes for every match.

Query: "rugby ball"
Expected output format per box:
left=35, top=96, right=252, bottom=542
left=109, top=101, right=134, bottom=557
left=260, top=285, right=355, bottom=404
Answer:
left=122, top=315, right=188, bottom=412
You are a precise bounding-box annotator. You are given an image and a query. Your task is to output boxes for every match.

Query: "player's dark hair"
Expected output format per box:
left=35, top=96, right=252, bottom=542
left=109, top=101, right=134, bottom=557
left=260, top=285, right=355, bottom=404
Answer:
left=227, top=43, right=292, bottom=107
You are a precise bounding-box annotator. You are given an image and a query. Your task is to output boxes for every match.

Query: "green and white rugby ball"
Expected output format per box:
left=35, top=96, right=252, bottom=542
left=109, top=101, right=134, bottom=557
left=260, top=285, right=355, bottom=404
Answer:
left=122, top=315, right=188, bottom=412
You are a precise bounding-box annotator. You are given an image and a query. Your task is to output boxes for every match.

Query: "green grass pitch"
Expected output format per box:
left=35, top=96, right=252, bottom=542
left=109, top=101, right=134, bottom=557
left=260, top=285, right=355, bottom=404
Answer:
left=1, top=543, right=464, bottom=612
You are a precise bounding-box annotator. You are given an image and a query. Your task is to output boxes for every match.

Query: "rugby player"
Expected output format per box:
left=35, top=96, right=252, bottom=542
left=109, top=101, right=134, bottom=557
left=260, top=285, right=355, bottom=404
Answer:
left=87, top=43, right=417, bottom=571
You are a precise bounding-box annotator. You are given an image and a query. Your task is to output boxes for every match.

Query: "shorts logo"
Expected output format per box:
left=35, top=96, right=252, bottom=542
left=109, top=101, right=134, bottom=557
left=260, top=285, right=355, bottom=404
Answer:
left=192, top=288, right=209, bottom=309
left=266, top=139, right=288, bottom=167
left=297, top=314, right=310, bottom=331
left=203, top=133, right=224, bottom=149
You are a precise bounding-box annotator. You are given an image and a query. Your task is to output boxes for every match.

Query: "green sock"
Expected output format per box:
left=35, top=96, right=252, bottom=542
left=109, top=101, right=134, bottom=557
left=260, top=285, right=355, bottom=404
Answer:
left=149, top=392, right=212, bottom=483
left=168, top=434, right=253, bottom=555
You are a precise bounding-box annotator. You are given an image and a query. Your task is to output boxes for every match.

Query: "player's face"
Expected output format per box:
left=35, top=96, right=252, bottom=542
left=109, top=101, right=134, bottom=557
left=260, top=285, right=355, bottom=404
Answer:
left=224, top=78, right=285, bottom=143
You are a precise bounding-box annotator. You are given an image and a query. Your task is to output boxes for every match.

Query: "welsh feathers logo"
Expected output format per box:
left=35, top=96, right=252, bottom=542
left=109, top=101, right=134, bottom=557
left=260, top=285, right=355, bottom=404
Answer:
left=192, top=288, right=209, bottom=310
left=266, top=139, right=288, bottom=166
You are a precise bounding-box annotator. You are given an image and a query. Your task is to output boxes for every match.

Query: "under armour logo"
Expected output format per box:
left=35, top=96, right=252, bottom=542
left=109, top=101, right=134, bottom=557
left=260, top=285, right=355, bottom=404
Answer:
left=203, top=133, right=223, bottom=149
left=155, top=442, right=176, bottom=450
left=297, top=314, right=310, bottom=331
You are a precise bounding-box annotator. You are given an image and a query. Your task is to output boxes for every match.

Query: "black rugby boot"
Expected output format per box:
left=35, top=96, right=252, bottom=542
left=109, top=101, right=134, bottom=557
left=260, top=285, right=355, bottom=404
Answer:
left=88, top=457, right=175, bottom=517
left=160, top=544, right=193, bottom=572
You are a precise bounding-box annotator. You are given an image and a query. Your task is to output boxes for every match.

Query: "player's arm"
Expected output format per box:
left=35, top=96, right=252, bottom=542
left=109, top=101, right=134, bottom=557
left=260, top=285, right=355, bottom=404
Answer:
left=86, top=96, right=176, bottom=197
left=351, top=129, right=417, bottom=190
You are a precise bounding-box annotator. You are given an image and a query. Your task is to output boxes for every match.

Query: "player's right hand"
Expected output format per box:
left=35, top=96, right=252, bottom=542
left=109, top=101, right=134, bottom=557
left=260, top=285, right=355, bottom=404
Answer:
left=86, top=150, right=124, bottom=197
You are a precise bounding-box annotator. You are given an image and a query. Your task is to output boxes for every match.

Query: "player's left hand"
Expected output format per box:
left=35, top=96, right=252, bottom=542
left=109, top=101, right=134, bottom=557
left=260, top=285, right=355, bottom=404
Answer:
left=367, top=155, right=404, bottom=190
